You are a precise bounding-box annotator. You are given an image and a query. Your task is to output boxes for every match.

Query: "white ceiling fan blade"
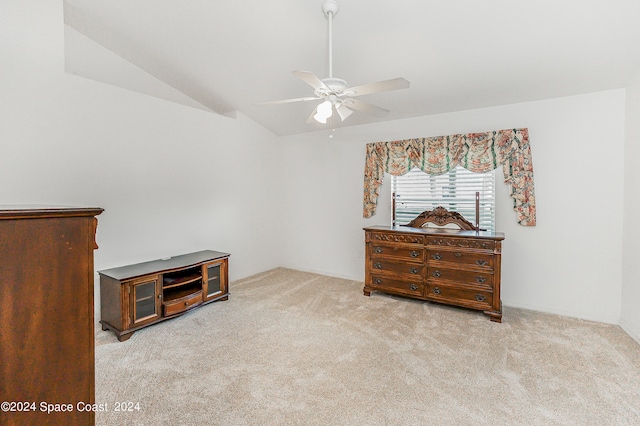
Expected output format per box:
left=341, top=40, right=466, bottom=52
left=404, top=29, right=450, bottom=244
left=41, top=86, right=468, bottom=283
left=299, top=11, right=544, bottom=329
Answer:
left=343, top=77, right=410, bottom=97
left=342, top=98, right=389, bottom=117
left=292, top=70, right=330, bottom=91
left=254, top=96, right=320, bottom=106
left=336, top=103, right=354, bottom=121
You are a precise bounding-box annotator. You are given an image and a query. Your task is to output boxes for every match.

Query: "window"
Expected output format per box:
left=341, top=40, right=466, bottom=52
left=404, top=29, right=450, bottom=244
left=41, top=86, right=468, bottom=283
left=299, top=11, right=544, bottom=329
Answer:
left=390, top=165, right=496, bottom=231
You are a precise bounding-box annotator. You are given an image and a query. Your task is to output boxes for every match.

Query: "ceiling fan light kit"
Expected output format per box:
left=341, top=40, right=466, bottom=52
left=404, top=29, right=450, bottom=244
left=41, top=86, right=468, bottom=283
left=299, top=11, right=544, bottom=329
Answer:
left=314, top=99, right=333, bottom=123
left=257, top=0, right=409, bottom=127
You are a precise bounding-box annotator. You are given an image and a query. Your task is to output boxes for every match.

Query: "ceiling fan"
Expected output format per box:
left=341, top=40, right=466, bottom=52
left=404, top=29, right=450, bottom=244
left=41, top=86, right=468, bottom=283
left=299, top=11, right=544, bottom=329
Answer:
left=256, top=0, right=410, bottom=125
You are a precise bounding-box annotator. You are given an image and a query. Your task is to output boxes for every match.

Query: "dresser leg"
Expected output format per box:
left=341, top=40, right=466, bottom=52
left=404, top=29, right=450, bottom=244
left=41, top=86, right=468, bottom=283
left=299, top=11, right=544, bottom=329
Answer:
left=363, top=286, right=371, bottom=296
left=484, top=310, right=502, bottom=323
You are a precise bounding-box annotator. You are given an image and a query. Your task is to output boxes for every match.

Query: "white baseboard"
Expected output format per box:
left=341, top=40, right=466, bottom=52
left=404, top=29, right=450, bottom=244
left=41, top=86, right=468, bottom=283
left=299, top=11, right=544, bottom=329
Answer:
left=620, top=318, right=640, bottom=346
left=503, top=300, right=620, bottom=325
left=276, top=264, right=362, bottom=282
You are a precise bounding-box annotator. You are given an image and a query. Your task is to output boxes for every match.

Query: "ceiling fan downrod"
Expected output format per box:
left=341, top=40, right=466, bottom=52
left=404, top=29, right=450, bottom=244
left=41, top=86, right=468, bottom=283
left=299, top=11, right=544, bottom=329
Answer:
left=322, top=0, right=339, bottom=79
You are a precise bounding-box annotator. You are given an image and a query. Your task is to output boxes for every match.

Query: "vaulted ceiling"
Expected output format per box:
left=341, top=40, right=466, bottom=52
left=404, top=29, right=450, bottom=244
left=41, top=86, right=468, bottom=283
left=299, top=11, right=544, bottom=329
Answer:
left=63, top=0, right=640, bottom=136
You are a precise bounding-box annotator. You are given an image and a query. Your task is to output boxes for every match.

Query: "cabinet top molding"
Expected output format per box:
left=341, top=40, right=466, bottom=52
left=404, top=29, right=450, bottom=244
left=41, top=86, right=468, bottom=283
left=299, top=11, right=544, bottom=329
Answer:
left=0, top=205, right=103, bottom=219
left=364, top=225, right=504, bottom=241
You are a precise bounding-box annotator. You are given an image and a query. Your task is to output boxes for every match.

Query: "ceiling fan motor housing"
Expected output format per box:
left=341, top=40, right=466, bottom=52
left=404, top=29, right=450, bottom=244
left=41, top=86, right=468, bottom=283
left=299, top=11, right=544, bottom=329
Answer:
left=315, top=77, right=348, bottom=97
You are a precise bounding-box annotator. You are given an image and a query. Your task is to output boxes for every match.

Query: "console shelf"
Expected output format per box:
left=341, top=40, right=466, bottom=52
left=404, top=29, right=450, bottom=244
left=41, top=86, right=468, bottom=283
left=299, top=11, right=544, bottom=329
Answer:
left=163, top=274, right=202, bottom=289
left=99, top=250, right=230, bottom=341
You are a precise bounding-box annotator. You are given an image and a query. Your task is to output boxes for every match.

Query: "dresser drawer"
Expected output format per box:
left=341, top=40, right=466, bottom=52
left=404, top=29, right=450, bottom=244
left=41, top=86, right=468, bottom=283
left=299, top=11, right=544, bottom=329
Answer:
left=163, top=290, right=203, bottom=316
left=426, top=284, right=492, bottom=310
left=370, top=259, right=424, bottom=277
left=428, top=250, right=494, bottom=269
left=369, top=244, right=425, bottom=262
left=427, top=237, right=495, bottom=251
left=369, top=232, right=424, bottom=245
left=370, top=275, right=423, bottom=297
left=427, top=267, right=494, bottom=289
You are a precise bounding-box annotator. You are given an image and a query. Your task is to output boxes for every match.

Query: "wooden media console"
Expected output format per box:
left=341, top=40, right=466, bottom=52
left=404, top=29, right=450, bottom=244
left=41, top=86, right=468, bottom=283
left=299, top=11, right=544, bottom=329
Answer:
left=99, top=250, right=230, bottom=341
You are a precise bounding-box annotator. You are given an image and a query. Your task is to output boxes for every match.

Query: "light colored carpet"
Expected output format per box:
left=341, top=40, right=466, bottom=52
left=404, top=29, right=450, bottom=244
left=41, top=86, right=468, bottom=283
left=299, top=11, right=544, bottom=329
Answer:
left=95, top=268, right=640, bottom=425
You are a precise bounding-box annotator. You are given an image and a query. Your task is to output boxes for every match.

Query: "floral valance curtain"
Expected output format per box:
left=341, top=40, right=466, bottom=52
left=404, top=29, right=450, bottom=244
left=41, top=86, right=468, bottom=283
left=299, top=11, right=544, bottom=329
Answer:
left=363, top=128, right=536, bottom=226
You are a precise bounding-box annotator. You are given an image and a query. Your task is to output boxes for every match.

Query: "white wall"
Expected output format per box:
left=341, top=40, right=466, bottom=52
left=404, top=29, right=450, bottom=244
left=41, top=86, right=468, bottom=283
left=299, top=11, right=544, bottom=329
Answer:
left=279, top=89, right=626, bottom=324
left=0, top=1, right=283, bottom=318
left=621, top=69, right=640, bottom=343
left=1, top=1, right=631, bottom=327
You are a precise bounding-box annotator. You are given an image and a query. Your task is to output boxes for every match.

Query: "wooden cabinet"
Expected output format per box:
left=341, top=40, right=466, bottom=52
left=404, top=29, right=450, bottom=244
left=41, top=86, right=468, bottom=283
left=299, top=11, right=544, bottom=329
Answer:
left=0, top=205, right=103, bottom=426
left=364, top=225, right=504, bottom=322
left=99, top=250, right=229, bottom=341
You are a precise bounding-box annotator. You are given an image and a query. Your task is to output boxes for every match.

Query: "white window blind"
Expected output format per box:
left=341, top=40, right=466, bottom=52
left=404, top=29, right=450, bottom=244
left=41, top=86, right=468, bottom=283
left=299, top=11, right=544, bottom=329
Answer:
left=390, top=166, right=496, bottom=231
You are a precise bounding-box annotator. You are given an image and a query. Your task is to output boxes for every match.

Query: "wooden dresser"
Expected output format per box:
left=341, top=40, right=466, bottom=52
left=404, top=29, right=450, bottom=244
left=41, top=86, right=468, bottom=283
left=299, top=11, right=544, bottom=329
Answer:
left=364, top=224, right=505, bottom=322
left=0, top=206, right=103, bottom=426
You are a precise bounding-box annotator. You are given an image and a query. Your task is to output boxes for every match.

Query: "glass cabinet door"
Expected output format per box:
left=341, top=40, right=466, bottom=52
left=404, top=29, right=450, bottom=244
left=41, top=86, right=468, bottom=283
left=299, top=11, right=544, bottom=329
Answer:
left=130, top=277, right=160, bottom=325
left=203, top=261, right=227, bottom=301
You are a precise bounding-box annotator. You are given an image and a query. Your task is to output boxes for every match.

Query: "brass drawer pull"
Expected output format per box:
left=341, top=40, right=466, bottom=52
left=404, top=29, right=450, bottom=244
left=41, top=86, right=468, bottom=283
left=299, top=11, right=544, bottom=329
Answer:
left=410, top=284, right=419, bottom=291
left=410, top=267, right=419, bottom=274
left=432, top=270, right=441, bottom=278
left=374, top=262, right=383, bottom=269
left=433, top=287, right=441, bottom=295
left=454, top=252, right=462, bottom=257
left=432, top=253, right=441, bottom=260
left=410, top=250, right=420, bottom=258
left=476, top=259, right=488, bottom=266
left=374, top=247, right=383, bottom=254
left=475, top=294, right=487, bottom=302
left=374, top=278, right=382, bottom=285
left=475, top=276, right=487, bottom=284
